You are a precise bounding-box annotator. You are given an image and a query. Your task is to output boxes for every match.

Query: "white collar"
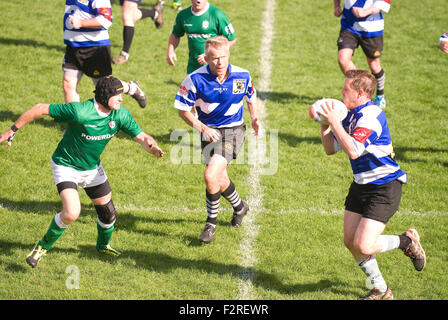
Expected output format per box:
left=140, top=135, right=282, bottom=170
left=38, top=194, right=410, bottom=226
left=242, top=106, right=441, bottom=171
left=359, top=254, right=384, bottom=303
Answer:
left=94, top=98, right=111, bottom=117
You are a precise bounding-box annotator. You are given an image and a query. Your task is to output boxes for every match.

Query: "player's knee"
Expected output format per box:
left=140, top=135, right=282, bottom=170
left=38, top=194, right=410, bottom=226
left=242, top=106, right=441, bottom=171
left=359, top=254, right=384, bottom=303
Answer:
left=95, top=200, right=116, bottom=228
left=354, top=240, right=375, bottom=256
left=61, top=206, right=81, bottom=225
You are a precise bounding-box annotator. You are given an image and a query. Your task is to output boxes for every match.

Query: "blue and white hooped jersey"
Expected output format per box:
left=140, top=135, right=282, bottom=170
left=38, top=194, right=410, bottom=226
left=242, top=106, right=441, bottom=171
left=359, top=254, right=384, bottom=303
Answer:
left=174, top=65, right=256, bottom=128
left=440, top=31, right=448, bottom=42
left=334, top=101, right=407, bottom=185
left=341, top=0, right=391, bottom=37
left=64, top=0, right=112, bottom=48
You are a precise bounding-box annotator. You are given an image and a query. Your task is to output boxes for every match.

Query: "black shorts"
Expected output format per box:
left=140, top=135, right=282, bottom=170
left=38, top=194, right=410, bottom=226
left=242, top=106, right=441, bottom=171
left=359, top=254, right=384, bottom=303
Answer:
left=63, top=45, right=112, bottom=78
left=344, top=179, right=402, bottom=224
left=337, top=29, right=383, bottom=59
left=201, top=124, right=246, bottom=165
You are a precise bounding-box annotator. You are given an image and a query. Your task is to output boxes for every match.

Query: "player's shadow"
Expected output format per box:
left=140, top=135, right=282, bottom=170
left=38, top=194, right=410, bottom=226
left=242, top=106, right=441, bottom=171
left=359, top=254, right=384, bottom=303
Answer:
left=394, top=146, right=448, bottom=167
left=278, top=132, right=322, bottom=147
left=0, top=37, right=64, bottom=53
left=77, top=246, right=354, bottom=296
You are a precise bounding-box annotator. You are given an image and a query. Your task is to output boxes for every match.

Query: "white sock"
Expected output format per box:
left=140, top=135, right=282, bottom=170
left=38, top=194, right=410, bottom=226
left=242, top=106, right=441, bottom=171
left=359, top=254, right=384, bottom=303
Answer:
left=357, top=255, right=388, bottom=292
left=379, top=235, right=400, bottom=253
left=54, top=212, right=68, bottom=229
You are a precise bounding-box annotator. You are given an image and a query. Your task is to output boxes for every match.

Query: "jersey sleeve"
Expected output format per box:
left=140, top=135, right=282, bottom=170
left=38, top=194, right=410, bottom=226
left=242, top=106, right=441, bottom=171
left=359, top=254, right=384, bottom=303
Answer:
left=373, top=0, right=390, bottom=13
left=93, top=0, right=112, bottom=29
left=440, top=32, right=448, bottom=42
left=48, top=103, right=78, bottom=123
left=216, top=10, right=236, bottom=41
left=117, top=108, right=143, bottom=138
left=174, top=75, right=197, bottom=111
left=172, top=12, right=185, bottom=37
left=350, top=114, right=382, bottom=156
left=244, top=76, right=256, bottom=104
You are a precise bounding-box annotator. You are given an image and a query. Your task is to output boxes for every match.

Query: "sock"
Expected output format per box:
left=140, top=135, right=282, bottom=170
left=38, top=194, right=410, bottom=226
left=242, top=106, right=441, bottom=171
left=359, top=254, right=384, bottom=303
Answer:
left=140, top=8, right=156, bottom=19
left=96, top=222, right=115, bottom=250
left=373, top=69, right=385, bottom=96
left=206, top=190, right=220, bottom=226
left=122, top=26, right=134, bottom=54
left=221, top=180, right=244, bottom=212
left=379, top=235, right=400, bottom=253
left=37, top=212, right=67, bottom=250
left=357, top=255, right=388, bottom=292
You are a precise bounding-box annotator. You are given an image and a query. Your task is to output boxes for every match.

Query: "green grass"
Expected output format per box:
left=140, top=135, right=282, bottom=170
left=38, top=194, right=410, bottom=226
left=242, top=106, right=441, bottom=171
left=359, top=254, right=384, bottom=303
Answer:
left=0, top=0, right=447, bottom=301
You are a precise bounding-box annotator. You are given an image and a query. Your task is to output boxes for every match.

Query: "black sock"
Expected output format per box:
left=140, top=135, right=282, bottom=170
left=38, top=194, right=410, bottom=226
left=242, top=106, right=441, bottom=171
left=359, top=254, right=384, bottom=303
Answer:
left=221, top=180, right=244, bottom=212
left=206, top=190, right=220, bottom=225
left=373, top=69, right=385, bottom=96
left=140, top=8, right=155, bottom=19
left=122, top=26, right=134, bottom=53
left=398, top=234, right=412, bottom=250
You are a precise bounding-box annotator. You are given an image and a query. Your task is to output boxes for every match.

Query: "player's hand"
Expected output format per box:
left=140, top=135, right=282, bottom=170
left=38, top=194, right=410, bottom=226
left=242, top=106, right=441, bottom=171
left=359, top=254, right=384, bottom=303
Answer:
left=352, top=7, right=369, bottom=18
left=0, top=128, right=16, bottom=147
left=440, top=41, right=448, bottom=54
left=251, top=117, right=260, bottom=137
left=320, top=101, right=338, bottom=126
left=150, top=145, right=165, bottom=158
left=334, top=6, right=342, bottom=17
left=167, top=51, right=177, bottom=66
left=69, top=15, right=82, bottom=29
left=202, top=127, right=221, bottom=143
left=196, top=53, right=207, bottom=65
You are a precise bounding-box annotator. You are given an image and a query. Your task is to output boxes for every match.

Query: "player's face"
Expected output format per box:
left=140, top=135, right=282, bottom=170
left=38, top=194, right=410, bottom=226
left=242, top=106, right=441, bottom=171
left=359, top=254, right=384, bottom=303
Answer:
left=108, top=94, right=123, bottom=110
left=341, top=79, right=359, bottom=109
left=191, top=0, right=208, bottom=12
left=206, top=46, right=230, bottom=78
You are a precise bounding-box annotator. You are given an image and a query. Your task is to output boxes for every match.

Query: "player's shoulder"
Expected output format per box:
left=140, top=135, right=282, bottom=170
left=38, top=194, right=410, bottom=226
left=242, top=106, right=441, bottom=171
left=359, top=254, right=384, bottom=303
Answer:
left=229, top=65, right=251, bottom=77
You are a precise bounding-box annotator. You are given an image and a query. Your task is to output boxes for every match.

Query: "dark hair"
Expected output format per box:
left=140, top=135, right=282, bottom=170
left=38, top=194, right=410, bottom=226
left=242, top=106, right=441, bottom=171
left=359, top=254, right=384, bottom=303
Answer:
left=345, top=69, right=377, bottom=98
left=94, top=76, right=124, bottom=108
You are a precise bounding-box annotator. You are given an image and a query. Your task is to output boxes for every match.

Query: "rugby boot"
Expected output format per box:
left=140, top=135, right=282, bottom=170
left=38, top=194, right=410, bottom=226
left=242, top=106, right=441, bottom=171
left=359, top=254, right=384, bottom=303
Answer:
left=375, top=95, right=386, bottom=109
left=199, top=223, right=216, bottom=244
left=359, top=287, right=394, bottom=300
left=26, top=244, right=47, bottom=268
left=153, top=3, right=164, bottom=29
left=402, top=228, right=426, bottom=271
left=97, top=244, right=122, bottom=257
left=112, top=51, right=129, bottom=65
left=129, top=81, right=147, bottom=108
left=230, top=201, right=249, bottom=227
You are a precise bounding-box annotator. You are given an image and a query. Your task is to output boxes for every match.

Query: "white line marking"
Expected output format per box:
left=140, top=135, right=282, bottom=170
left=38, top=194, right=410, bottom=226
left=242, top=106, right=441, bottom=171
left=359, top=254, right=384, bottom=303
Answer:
left=237, top=0, right=277, bottom=300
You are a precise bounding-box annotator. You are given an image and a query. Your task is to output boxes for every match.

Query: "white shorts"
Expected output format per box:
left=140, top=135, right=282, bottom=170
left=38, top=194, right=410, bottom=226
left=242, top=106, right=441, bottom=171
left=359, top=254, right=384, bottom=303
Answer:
left=51, top=159, right=108, bottom=189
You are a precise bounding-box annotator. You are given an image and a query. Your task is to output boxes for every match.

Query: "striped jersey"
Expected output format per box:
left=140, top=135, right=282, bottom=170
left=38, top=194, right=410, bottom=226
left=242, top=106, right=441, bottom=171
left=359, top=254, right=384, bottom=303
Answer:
left=440, top=31, right=448, bottom=42
left=340, top=0, right=391, bottom=37
left=174, top=65, right=256, bottom=128
left=64, top=0, right=113, bottom=48
left=334, top=101, right=407, bottom=185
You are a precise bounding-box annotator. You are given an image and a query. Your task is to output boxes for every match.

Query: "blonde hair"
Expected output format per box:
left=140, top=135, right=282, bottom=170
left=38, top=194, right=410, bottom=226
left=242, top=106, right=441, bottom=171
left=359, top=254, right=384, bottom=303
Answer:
left=204, top=36, right=229, bottom=56
left=345, top=69, right=377, bottom=98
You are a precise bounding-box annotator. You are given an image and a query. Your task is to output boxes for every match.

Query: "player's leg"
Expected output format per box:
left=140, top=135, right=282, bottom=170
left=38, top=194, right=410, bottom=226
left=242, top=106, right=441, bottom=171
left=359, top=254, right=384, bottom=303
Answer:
left=26, top=183, right=81, bottom=268
left=337, top=29, right=358, bottom=74
left=361, top=35, right=386, bottom=108
left=84, top=167, right=121, bottom=256
left=113, top=0, right=163, bottom=65
left=62, top=46, right=83, bottom=103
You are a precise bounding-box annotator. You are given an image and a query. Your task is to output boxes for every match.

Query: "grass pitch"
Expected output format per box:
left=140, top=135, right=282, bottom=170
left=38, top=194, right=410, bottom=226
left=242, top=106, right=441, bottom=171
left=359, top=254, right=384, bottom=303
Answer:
left=0, top=0, right=447, bottom=301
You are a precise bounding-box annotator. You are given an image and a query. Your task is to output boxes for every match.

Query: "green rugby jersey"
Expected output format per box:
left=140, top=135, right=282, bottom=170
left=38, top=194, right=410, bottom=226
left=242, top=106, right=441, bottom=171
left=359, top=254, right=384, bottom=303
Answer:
left=172, top=4, right=236, bottom=74
left=49, top=99, right=143, bottom=171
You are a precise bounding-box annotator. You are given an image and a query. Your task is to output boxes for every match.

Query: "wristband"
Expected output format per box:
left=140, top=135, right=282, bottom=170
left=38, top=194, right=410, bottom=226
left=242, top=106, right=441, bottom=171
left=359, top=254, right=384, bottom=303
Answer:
left=10, top=124, right=19, bottom=132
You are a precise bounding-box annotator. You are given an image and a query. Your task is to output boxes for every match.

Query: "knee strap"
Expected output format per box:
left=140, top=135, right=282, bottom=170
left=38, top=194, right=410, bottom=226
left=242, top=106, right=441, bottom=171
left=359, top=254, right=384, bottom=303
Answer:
left=95, top=200, right=116, bottom=228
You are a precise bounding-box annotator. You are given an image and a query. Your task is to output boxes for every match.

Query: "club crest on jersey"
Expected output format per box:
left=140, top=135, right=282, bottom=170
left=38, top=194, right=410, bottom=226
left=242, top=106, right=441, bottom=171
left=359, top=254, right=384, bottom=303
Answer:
left=178, top=85, right=189, bottom=96
left=109, top=121, right=116, bottom=129
left=233, top=79, right=246, bottom=94
left=202, top=20, right=209, bottom=29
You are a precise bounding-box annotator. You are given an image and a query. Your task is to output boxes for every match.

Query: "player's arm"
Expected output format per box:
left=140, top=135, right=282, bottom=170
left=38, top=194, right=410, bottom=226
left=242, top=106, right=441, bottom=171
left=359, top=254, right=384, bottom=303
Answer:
left=333, top=0, right=342, bottom=17
left=0, top=103, right=50, bottom=147
left=320, top=124, right=336, bottom=155
left=167, top=33, right=180, bottom=66
left=178, top=110, right=221, bottom=142
left=246, top=101, right=260, bottom=136
left=69, top=7, right=112, bottom=30
left=320, top=102, right=358, bottom=159
left=133, top=132, right=165, bottom=158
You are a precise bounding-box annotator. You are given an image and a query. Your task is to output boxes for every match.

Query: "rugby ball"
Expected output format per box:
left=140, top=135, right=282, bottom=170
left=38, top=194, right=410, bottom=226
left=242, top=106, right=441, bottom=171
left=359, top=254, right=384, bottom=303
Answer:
left=309, top=98, right=348, bottom=125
